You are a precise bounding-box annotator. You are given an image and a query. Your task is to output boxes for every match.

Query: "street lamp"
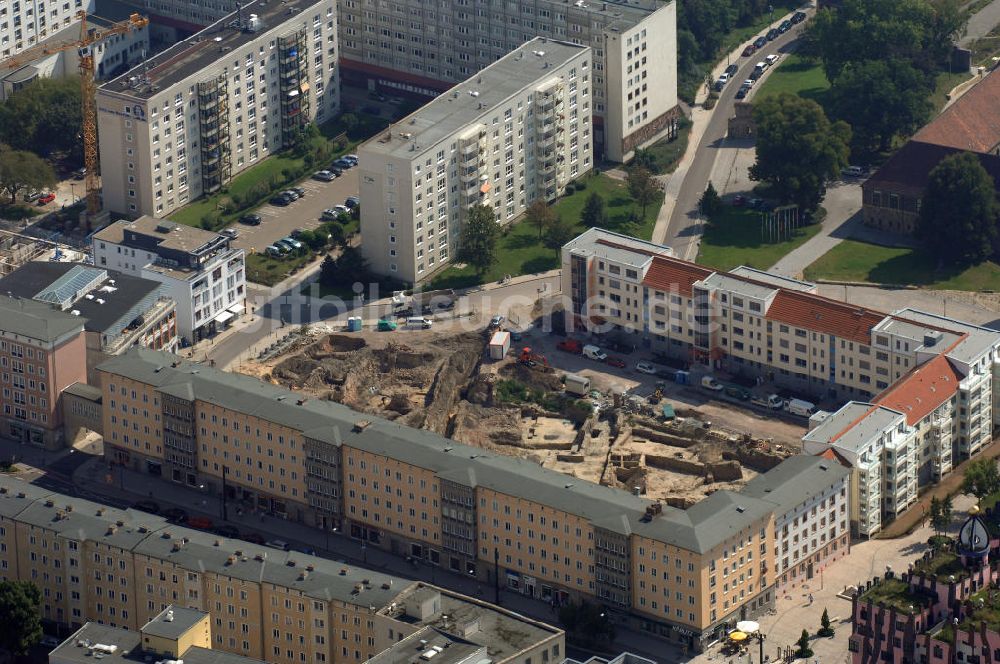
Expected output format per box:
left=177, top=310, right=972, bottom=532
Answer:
left=751, top=632, right=766, bottom=664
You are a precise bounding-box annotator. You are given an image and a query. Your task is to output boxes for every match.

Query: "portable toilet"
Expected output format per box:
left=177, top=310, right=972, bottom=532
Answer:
left=347, top=317, right=362, bottom=332
left=675, top=370, right=689, bottom=385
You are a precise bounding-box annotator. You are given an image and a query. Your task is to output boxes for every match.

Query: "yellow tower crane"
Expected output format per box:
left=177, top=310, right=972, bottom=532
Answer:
left=2, top=10, right=149, bottom=217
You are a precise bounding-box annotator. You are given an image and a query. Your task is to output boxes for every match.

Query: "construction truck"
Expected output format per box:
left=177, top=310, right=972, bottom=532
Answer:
left=518, top=347, right=551, bottom=371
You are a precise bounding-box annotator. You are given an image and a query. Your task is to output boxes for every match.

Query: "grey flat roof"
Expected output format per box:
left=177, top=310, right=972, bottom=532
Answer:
left=94, top=216, right=224, bottom=254
left=63, top=381, right=103, bottom=401
left=96, top=348, right=773, bottom=553
left=366, top=627, right=484, bottom=664
left=361, top=38, right=588, bottom=160
left=803, top=402, right=903, bottom=454
left=696, top=272, right=777, bottom=302
left=0, top=294, right=85, bottom=342
left=741, top=455, right=850, bottom=515
left=0, top=478, right=55, bottom=518
left=49, top=622, right=268, bottom=664
left=100, top=0, right=325, bottom=99
left=0, top=261, right=163, bottom=334
left=141, top=605, right=206, bottom=640
left=891, top=308, right=1000, bottom=366
left=728, top=266, right=816, bottom=293
left=564, top=228, right=673, bottom=268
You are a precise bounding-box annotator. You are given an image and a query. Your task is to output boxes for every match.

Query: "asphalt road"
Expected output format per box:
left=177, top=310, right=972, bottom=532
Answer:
left=663, top=23, right=810, bottom=249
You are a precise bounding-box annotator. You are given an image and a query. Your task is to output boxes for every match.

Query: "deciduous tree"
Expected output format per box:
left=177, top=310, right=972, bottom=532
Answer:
left=458, top=204, right=501, bottom=277
left=962, top=458, right=1000, bottom=501
left=525, top=199, right=557, bottom=239
left=916, top=151, right=1000, bottom=266
left=625, top=167, right=662, bottom=219
left=0, top=580, right=42, bottom=656
left=543, top=214, right=576, bottom=257
left=0, top=148, right=56, bottom=205
left=750, top=93, right=851, bottom=213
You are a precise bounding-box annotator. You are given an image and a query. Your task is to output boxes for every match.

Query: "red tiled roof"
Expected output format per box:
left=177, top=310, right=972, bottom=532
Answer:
left=874, top=353, right=963, bottom=426
left=766, top=290, right=885, bottom=345
left=912, top=68, right=1000, bottom=154
left=818, top=447, right=852, bottom=468
left=642, top=255, right=714, bottom=297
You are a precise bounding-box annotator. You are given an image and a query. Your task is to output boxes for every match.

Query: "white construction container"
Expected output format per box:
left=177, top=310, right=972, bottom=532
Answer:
left=489, top=331, right=511, bottom=360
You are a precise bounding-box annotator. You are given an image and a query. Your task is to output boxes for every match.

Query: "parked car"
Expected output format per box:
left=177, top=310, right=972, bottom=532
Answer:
left=332, top=157, right=352, bottom=169
left=40, top=635, right=62, bottom=648
left=701, top=375, right=725, bottom=391
left=754, top=36, right=768, bottom=48
left=239, top=213, right=262, bottom=225
left=23, top=190, right=41, bottom=202
left=743, top=78, right=755, bottom=88
left=582, top=345, right=607, bottom=361
left=605, top=357, right=627, bottom=369
left=244, top=532, right=266, bottom=544
left=321, top=208, right=342, bottom=221
left=792, top=10, right=807, bottom=23
left=735, top=85, right=749, bottom=99
left=220, top=228, right=239, bottom=239
left=556, top=339, right=583, bottom=354
left=345, top=195, right=359, bottom=208
left=636, top=361, right=658, bottom=375
left=163, top=507, right=188, bottom=524
left=269, top=195, right=291, bottom=207
left=274, top=239, right=296, bottom=253
left=72, top=167, right=87, bottom=180
left=282, top=236, right=303, bottom=250
left=333, top=204, right=350, bottom=215
left=328, top=166, right=344, bottom=176
left=131, top=500, right=160, bottom=514
left=313, top=169, right=337, bottom=181
left=779, top=19, right=793, bottom=33
left=343, top=154, right=359, bottom=164
left=38, top=192, right=56, bottom=205
left=489, top=314, right=505, bottom=328
left=842, top=165, right=865, bottom=178
left=742, top=44, right=757, bottom=57
left=265, top=539, right=289, bottom=551
left=281, top=189, right=299, bottom=201
left=725, top=63, right=739, bottom=77
left=265, top=245, right=284, bottom=257
left=214, top=525, right=240, bottom=538
left=766, top=28, right=779, bottom=40
left=291, top=186, right=306, bottom=198
left=765, top=54, right=779, bottom=66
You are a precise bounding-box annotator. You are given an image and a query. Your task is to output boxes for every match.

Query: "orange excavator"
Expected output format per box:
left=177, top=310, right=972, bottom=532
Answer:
left=519, top=347, right=552, bottom=371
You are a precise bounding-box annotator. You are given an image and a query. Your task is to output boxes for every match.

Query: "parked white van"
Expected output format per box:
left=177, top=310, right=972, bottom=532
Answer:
left=582, top=345, right=607, bottom=361
left=406, top=317, right=433, bottom=329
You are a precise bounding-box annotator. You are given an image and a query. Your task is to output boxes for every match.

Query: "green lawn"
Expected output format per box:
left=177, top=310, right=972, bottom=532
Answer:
left=803, top=240, right=1000, bottom=291
left=641, top=118, right=692, bottom=175
left=429, top=173, right=662, bottom=289
left=929, top=69, right=977, bottom=113
left=246, top=251, right=315, bottom=286
left=755, top=53, right=831, bottom=105
left=859, top=578, right=925, bottom=613
left=696, top=206, right=822, bottom=271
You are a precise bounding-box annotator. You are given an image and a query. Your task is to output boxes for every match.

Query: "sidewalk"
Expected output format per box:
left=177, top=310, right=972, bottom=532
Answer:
left=69, top=455, right=678, bottom=662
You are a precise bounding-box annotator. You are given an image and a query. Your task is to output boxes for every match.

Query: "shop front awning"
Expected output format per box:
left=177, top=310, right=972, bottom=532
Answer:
left=227, top=303, right=243, bottom=315
left=214, top=311, right=234, bottom=324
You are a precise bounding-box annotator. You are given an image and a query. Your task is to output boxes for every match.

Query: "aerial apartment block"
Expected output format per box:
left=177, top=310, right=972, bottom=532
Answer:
left=96, top=0, right=339, bottom=218
left=338, top=0, right=678, bottom=162
left=93, top=216, right=245, bottom=344
left=358, top=38, right=592, bottom=283
left=0, top=295, right=87, bottom=449
left=92, top=347, right=818, bottom=652
left=0, top=476, right=564, bottom=664
left=562, top=228, right=1000, bottom=536
left=0, top=0, right=95, bottom=61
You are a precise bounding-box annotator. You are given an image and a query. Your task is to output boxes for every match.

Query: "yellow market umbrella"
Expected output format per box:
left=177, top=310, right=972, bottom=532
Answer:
left=729, top=631, right=748, bottom=642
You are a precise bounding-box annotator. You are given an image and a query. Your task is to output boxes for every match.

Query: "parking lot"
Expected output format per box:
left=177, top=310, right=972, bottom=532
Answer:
left=227, top=168, right=359, bottom=254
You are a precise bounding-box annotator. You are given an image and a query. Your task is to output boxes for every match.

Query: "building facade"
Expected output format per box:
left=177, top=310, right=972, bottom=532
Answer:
left=0, top=295, right=87, bottom=449
left=96, top=0, right=339, bottom=218
left=358, top=38, right=593, bottom=284
left=94, top=347, right=795, bottom=651
left=337, top=0, right=678, bottom=162
left=0, top=0, right=94, bottom=61
left=92, top=217, right=244, bottom=343
left=0, top=476, right=564, bottom=664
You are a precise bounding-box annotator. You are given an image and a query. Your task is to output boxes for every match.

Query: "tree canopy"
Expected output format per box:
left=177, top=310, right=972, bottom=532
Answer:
left=750, top=93, right=851, bottom=213
left=580, top=192, right=608, bottom=228
left=0, top=76, right=83, bottom=162
left=0, top=147, right=57, bottom=204
left=544, top=214, right=576, bottom=256
left=916, top=151, right=1000, bottom=266
left=625, top=167, right=662, bottom=218
left=961, top=458, right=1000, bottom=501
left=525, top=199, right=557, bottom=239
left=0, top=580, right=42, bottom=656
left=807, top=0, right=968, bottom=81
left=458, top=204, right=501, bottom=277
left=827, top=59, right=933, bottom=154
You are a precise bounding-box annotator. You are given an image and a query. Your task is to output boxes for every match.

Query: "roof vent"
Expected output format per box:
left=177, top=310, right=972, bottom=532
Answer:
left=819, top=463, right=829, bottom=471
left=353, top=420, right=372, bottom=432
left=736, top=506, right=746, bottom=513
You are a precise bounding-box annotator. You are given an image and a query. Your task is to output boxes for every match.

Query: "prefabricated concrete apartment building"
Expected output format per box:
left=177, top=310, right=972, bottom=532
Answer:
left=359, top=38, right=593, bottom=284
left=96, top=0, right=340, bottom=218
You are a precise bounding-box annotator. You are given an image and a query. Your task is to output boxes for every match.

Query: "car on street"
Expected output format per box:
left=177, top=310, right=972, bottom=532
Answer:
left=743, top=78, right=754, bottom=88
left=717, top=72, right=730, bottom=85
left=187, top=516, right=214, bottom=530
left=842, top=165, right=865, bottom=178
left=605, top=357, right=627, bottom=368
left=754, top=35, right=768, bottom=49
left=131, top=500, right=160, bottom=514
left=636, top=361, right=658, bottom=375
left=765, top=54, right=779, bottom=66
left=281, top=236, right=303, bottom=250
left=24, top=190, right=42, bottom=202
left=779, top=19, right=793, bottom=32
left=240, top=213, right=262, bottom=225
left=38, top=192, right=56, bottom=205
left=313, top=169, right=337, bottom=181
left=220, top=228, right=239, bottom=239
left=274, top=239, right=297, bottom=253
left=265, top=245, right=285, bottom=257
left=792, top=10, right=807, bottom=24
left=328, top=166, right=344, bottom=176
left=735, top=85, right=749, bottom=99
left=766, top=28, right=779, bottom=40
left=369, top=91, right=387, bottom=101
left=345, top=196, right=359, bottom=208
left=72, top=167, right=87, bottom=180
left=281, top=189, right=299, bottom=201
left=265, top=539, right=289, bottom=551
left=332, top=157, right=353, bottom=169
left=291, top=186, right=306, bottom=198
left=270, top=195, right=291, bottom=206
left=40, top=635, right=62, bottom=648
left=214, top=525, right=240, bottom=538
left=344, top=154, right=359, bottom=164
left=163, top=507, right=188, bottom=524
left=489, top=314, right=505, bottom=328
left=742, top=44, right=757, bottom=57
left=321, top=208, right=341, bottom=221
left=725, top=63, right=739, bottom=77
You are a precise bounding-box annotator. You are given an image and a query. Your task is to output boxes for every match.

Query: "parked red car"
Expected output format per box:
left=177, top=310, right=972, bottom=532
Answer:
left=742, top=44, right=756, bottom=57
left=38, top=192, right=56, bottom=205
left=187, top=516, right=214, bottom=530
left=605, top=357, right=627, bottom=368
left=556, top=339, right=583, bottom=354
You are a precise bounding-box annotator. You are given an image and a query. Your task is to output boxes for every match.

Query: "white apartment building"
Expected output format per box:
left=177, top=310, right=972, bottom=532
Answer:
left=742, top=455, right=851, bottom=589
left=92, top=216, right=245, bottom=343
left=337, top=0, right=678, bottom=162
left=96, top=0, right=339, bottom=218
left=0, top=0, right=93, bottom=61
left=0, top=7, right=149, bottom=101
left=359, top=38, right=592, bottom=284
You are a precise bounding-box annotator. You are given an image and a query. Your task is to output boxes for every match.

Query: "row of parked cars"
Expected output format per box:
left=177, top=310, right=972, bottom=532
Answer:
left=321, top=195, right=359, bottom=221
left=740, top=11, right=806, bottom=57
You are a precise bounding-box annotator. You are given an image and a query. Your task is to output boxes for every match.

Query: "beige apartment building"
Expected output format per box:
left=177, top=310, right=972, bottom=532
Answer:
left=338, top=0, right=678, bottom=162
left=0, top=475, right=564, bottom=664
left=358, top=38, right=592, bottom=283
left=96, top=0, right=339, bottom=218
left=95, top=347, right=788, bottom=651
